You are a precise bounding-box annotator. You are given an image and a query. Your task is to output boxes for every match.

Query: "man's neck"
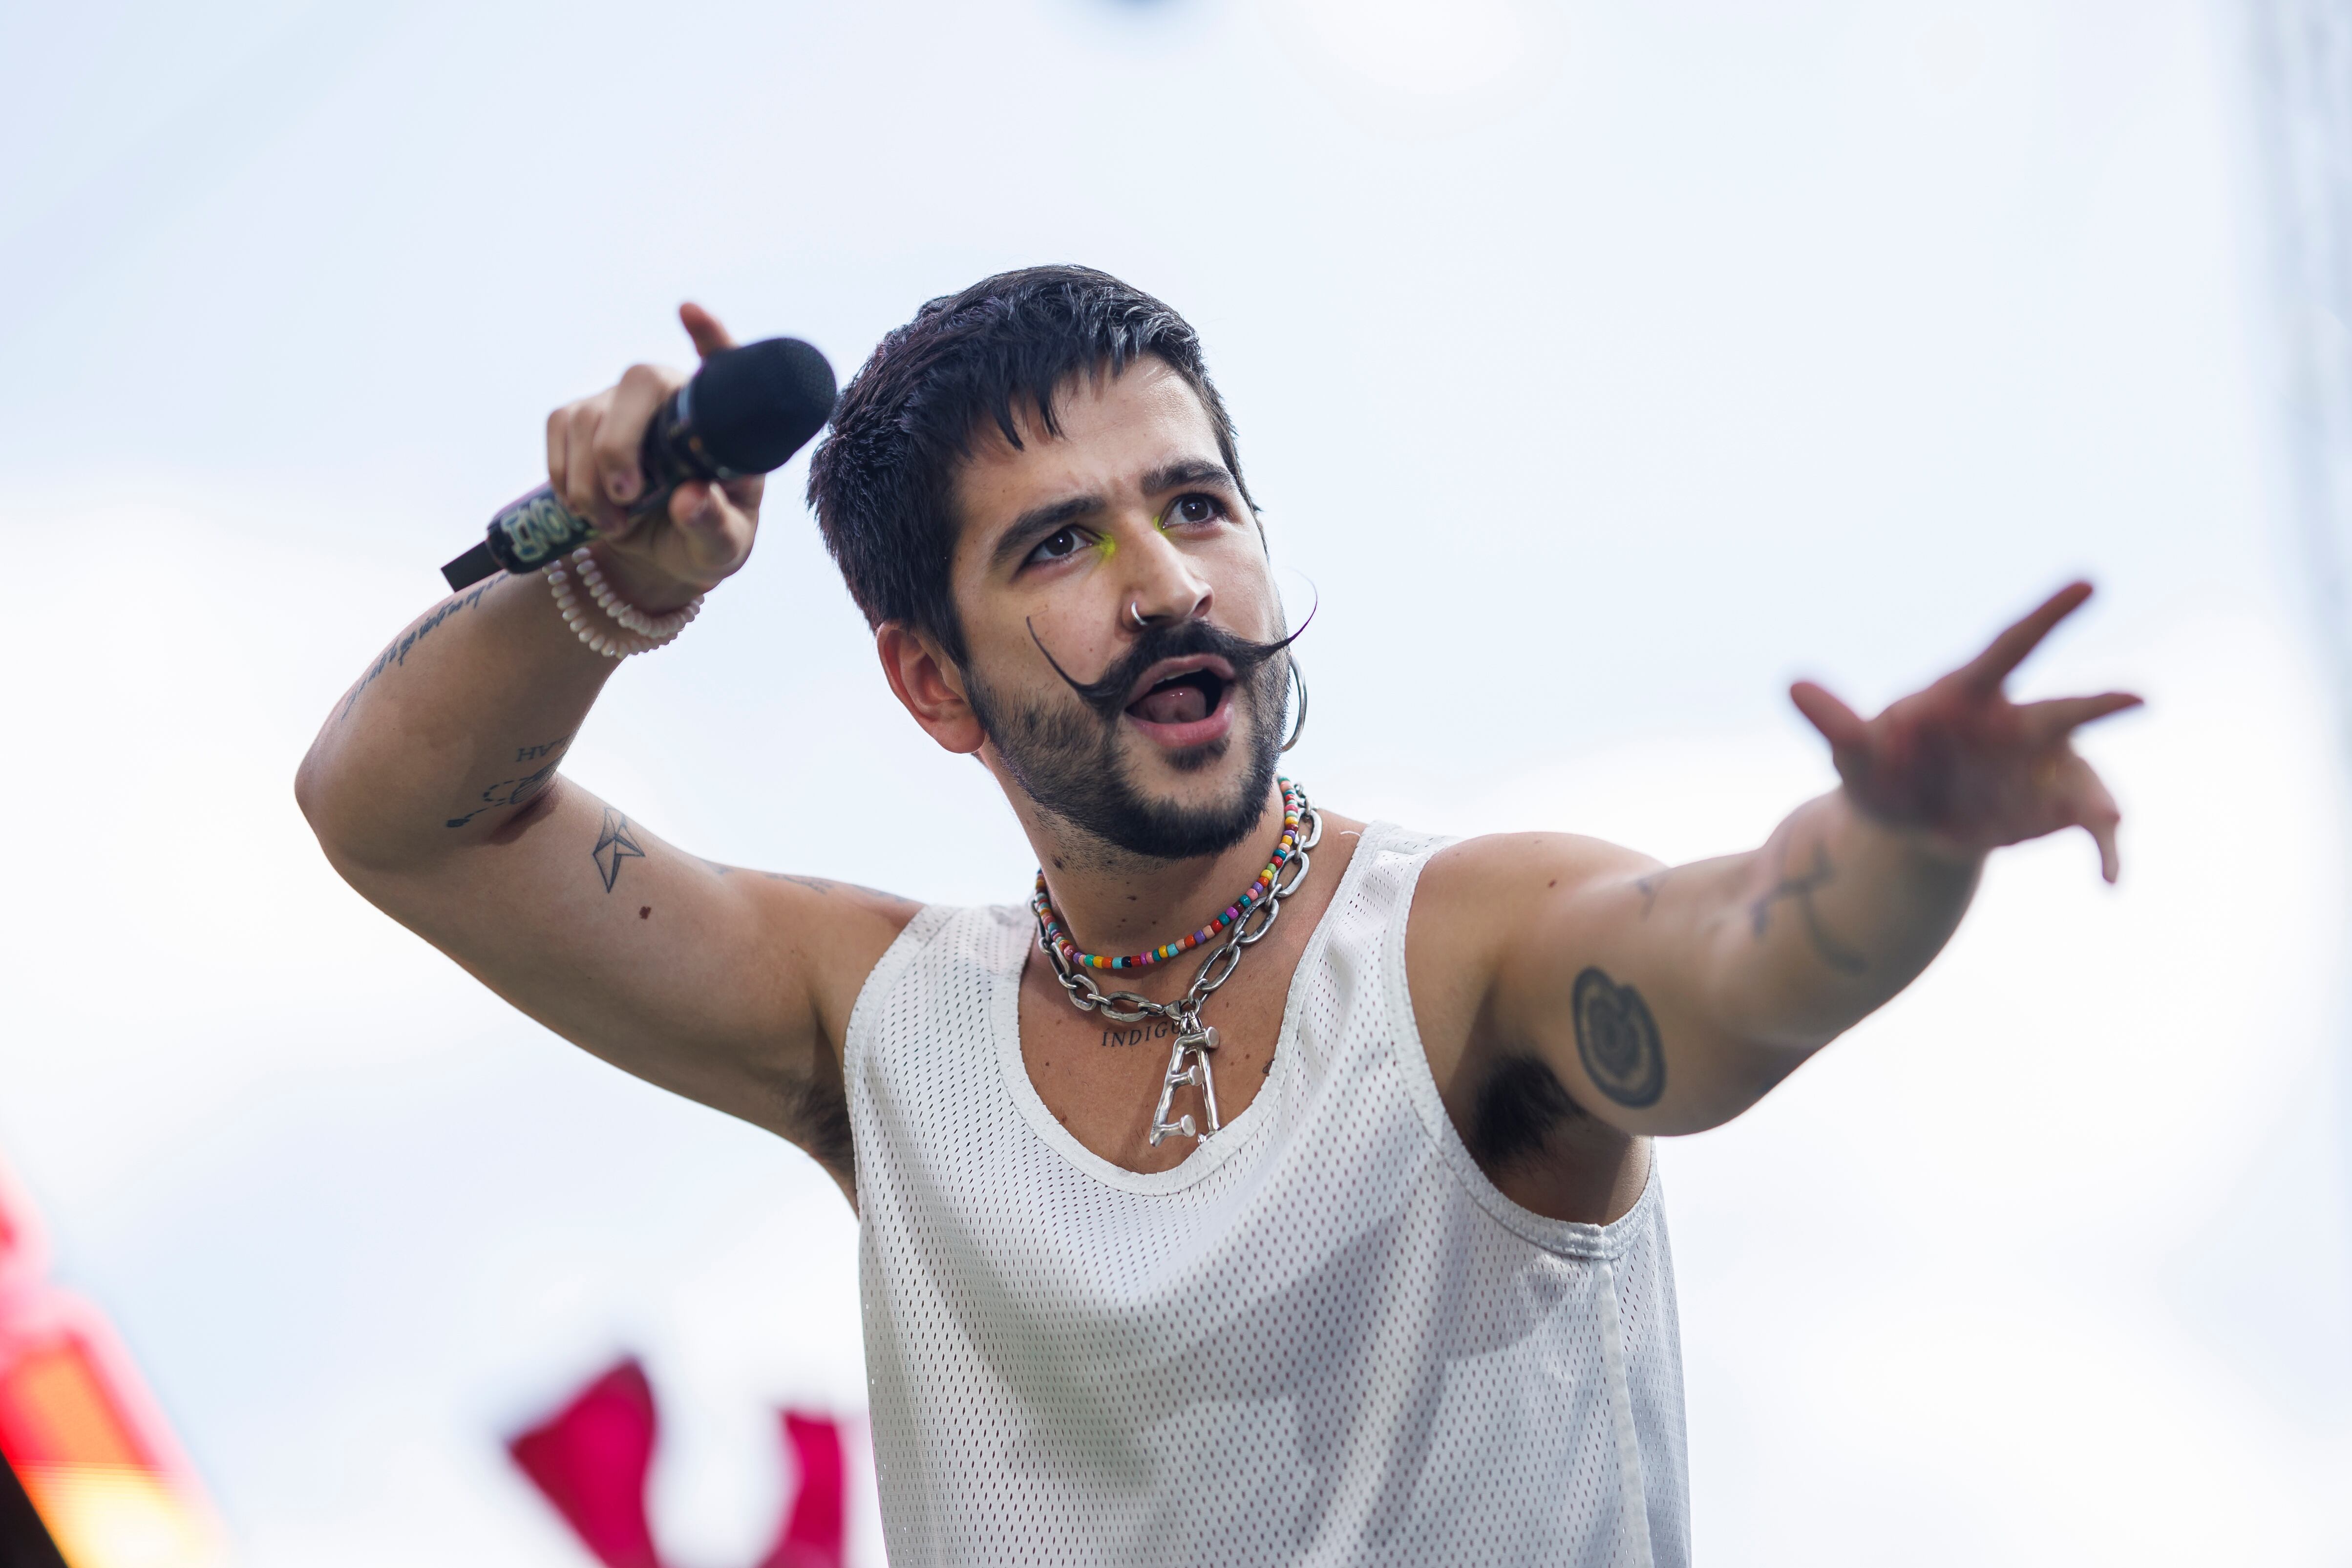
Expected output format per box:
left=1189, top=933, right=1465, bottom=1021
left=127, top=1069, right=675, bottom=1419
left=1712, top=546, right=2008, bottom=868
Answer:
left=1022, top=782, right=1290, bottom=968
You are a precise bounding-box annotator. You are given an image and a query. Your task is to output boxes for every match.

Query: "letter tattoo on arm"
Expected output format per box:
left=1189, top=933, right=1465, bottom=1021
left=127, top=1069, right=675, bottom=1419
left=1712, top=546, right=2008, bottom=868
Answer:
left=1571, top=967, right=1666, bottom=1108
left=592, top=807, right=645, bottom=892
left=1749, top=833, right=1869, bottom=975
left=445, top=737, right=574, bottom=827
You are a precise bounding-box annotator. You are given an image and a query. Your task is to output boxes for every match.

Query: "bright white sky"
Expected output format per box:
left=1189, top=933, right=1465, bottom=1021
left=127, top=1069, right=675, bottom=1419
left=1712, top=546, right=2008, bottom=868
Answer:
left=2, top=0, right=2347, bottom=1564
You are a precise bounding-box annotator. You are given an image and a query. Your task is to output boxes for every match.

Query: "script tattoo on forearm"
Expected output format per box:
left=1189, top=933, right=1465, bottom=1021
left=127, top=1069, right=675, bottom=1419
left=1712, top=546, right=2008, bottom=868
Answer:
left=445, top=735, right=574, bottom=827
left=336, top=582, right=493, bottom=722
left=1571, top=967, right=1665, bottom=1108
left=1749, top=833, right=1869, bottom=975
left=592, top=807, right=646, bottom=892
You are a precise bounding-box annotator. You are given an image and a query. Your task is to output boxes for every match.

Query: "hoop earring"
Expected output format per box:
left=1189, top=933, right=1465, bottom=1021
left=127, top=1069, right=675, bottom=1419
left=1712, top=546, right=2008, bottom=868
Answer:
left=1280, top=658, right=1309, bottom=753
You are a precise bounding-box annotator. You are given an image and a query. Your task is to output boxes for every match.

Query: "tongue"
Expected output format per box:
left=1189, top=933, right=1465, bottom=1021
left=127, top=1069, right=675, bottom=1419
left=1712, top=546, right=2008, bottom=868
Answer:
left=1134, top=681, right=1210, bottom=726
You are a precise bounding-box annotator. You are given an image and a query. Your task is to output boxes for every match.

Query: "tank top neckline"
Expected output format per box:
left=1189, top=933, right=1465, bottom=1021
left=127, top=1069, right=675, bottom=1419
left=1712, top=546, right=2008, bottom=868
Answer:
left=986, top=819, right=1409, bottom=1196
left=845, top=821, right=1691, bottom=1565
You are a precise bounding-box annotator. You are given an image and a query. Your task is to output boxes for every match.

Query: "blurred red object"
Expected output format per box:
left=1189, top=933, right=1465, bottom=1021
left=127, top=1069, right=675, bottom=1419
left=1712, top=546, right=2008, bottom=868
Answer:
left=0, top=1150, right=225, bottom=1567
left=509, top=1357, right=848, bottom=1568
left=765, top=1410, right=846, bottom=1568
left=509, top=1362, right=661, bottom=1568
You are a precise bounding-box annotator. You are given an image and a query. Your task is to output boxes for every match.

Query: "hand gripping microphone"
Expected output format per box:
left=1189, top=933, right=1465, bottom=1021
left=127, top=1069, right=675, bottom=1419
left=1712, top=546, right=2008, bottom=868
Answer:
left=441, top=336, right=838, bottom=590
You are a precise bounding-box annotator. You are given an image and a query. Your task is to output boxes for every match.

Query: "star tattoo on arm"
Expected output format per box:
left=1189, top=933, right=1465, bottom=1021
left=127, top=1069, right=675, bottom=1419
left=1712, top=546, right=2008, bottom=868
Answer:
left=593, top=807, right=645, bottom=892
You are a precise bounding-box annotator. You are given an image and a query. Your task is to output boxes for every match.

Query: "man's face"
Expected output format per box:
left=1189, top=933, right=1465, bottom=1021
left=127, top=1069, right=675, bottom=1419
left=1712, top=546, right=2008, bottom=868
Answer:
left=946, top=358, right=1291, bottom=861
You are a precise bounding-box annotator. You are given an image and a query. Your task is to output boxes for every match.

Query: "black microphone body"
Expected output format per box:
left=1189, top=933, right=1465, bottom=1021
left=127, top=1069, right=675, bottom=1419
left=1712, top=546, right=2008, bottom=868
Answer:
left=442, top=336, right=836, bottom=591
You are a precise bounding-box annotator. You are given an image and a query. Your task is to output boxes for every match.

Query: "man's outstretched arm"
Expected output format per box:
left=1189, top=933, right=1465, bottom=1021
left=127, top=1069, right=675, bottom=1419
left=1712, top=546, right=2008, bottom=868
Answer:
left=1418, top=583, right=2140, bottom=1139
left=295, top=306, right=912, bottom=1189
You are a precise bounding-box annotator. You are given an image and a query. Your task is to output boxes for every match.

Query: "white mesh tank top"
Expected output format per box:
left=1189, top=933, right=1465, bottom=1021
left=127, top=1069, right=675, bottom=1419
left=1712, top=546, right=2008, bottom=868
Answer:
left=846, top=822, right=1689, bottom=1567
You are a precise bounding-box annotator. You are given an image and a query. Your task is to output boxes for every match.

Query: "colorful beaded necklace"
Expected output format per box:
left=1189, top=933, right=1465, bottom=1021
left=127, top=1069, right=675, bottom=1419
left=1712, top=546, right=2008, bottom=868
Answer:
left=1031, top=776, right=1307, bottom=971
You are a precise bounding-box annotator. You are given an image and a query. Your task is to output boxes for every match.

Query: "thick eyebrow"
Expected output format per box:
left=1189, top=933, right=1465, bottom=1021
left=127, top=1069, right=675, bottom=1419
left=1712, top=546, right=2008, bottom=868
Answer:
left=990, top=493, right=1105, bottom=573
left=1141, top=458, right=1238, bottom=497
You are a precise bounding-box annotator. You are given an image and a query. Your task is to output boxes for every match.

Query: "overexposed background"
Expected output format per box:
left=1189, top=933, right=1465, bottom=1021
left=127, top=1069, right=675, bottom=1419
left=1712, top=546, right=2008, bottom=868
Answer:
left=2, top=0, right=2347, bottom=1563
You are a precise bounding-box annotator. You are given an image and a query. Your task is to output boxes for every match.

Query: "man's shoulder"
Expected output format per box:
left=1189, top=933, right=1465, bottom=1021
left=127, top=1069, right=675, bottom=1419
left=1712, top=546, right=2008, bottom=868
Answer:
left=833, top=898, right=1029, bottom=1004
left=1403, top=829, right=1659, bottom=1059
left=1417, top=829, right=1658, bottom=912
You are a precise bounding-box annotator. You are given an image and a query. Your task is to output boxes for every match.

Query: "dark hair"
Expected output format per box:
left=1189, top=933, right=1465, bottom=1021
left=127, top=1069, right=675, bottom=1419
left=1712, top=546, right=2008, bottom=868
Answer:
left=806, top=265, right=1254, bottom=666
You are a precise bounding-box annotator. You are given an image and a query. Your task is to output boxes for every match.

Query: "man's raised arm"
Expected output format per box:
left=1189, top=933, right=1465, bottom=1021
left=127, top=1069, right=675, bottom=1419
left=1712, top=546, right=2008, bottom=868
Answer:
left=1420, top=583, right=2140, bottom=1138
left=294, top=305, right=913, bottom=1189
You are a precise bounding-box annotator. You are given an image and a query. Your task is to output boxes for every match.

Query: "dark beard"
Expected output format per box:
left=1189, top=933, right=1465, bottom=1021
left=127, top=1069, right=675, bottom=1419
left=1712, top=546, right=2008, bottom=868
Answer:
left=966, top=618, right=1293, bottom=861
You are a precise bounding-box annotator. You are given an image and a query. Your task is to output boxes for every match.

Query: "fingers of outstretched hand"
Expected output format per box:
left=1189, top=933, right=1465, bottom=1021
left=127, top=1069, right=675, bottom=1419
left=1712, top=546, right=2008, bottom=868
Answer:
left=2022, top=690, right=2143, bottom=743
left=2060, top=753, right=2123, bottom=883
left=1790, top=680, right=1870, bottom=755
left=1960, top=580, right=2094, bottom=694
left=679, top=301, right=737, bottom=360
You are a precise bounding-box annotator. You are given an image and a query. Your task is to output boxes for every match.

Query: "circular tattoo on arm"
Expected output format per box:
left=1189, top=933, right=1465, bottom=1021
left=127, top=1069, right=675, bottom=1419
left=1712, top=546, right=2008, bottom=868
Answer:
left=1571, top=966, right=1666, bottom=1109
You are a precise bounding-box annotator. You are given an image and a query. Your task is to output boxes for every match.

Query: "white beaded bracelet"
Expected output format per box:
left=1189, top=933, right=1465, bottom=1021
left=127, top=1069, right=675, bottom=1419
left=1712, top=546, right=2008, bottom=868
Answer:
left=546, top=549, right=700, bottom=658
left=574, top=547, right=703, bottom=641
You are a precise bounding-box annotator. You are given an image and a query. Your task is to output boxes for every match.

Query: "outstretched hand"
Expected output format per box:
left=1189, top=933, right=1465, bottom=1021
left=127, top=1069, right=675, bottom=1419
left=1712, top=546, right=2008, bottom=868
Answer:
left=1790, top=582, right=2141, bottom=882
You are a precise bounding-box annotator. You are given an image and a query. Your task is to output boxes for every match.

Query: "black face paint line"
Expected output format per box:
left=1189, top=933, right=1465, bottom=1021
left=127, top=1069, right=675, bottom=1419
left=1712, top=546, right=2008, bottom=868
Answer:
left=1023, top=603, right=1313, bottom=725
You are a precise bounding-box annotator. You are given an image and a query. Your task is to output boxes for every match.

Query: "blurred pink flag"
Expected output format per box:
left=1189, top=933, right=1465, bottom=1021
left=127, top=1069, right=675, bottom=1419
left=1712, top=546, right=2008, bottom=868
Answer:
left=509, top=1359, right=848, bottom=1568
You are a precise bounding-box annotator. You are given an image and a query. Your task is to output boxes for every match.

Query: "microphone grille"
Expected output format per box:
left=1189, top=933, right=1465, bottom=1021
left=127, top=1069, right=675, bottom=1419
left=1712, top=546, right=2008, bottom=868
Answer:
left=689, top=337, right=839, bottom=475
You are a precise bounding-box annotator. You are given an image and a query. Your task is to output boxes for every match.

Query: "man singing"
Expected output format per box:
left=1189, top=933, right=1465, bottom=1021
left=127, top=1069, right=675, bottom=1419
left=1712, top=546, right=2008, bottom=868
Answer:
left=298, top=267, right=2136, bottom=1566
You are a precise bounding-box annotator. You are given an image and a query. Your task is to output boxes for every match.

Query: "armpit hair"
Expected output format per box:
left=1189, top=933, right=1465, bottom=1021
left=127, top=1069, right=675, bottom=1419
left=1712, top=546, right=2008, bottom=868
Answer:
left=1466, top=1053, right=1590, bottom=1170
left=745, top=1053, right=855, bottom=1187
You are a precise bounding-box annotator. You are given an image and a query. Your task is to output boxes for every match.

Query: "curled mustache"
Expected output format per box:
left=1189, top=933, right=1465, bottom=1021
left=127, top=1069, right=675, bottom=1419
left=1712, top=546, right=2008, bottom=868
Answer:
left=1025, top=594, right=1315, bottom=725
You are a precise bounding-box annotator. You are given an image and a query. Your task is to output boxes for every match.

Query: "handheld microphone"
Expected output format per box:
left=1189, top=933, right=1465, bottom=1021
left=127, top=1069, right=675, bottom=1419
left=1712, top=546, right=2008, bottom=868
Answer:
left=441, top=336, right=837, bottom=591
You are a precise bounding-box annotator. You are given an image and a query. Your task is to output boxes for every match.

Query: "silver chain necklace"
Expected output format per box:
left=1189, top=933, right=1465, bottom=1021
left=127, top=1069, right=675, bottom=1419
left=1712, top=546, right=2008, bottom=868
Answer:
left=1035, top=786, right=1325, bottom=1145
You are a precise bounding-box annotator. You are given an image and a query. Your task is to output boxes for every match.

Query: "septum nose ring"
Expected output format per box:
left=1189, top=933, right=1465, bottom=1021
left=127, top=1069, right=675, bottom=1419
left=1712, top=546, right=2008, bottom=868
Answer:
left=1128, top=601, right=1152, bottom=631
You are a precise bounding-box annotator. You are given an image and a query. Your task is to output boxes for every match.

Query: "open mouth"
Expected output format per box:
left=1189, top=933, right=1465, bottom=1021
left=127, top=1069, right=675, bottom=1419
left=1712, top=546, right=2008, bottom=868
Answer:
left=1127, top=668, right=1229, bottom=727
left=1124, top=658, right=1233, bottom=731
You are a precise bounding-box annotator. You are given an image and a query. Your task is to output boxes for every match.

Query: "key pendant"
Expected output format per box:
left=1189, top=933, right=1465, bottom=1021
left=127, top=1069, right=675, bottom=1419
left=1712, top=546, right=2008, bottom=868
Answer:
left=1147, top=1021, right=1222, bottom=1146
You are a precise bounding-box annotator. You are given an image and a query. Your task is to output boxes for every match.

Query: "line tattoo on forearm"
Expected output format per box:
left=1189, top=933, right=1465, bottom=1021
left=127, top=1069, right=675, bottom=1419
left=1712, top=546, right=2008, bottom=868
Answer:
left=336, top=582, right=493, bottom=722
left=694, top=859, right=913, bottom=906
left=1635, top=870, right=1668, bottom=919
left=1572, top=967, right=1666, bottom=1108
left=1749, top=835, right=1869, bottom=975
left=445, top=735, right=574, bottom=827
left=593, top=807, right=646, bottom=892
